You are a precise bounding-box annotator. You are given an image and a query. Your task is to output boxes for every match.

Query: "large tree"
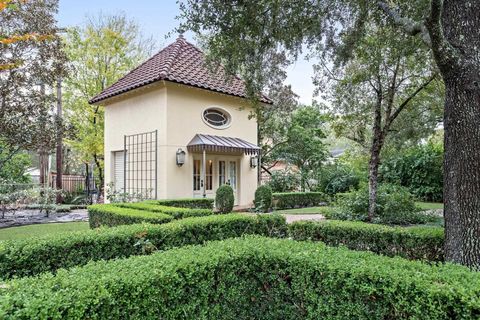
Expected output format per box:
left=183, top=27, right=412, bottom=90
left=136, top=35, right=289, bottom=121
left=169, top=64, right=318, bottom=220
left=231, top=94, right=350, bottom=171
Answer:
left=0, top=0, right=65, bottom=170
left=258, top=82, right=299, bottom=178
left=322, top=24, right=442, bottom=220
left=272, top=105, right=328, bottom=191
left=63, top=13, right=155, bottom=196
left=179, top=0, right=480, bottom=268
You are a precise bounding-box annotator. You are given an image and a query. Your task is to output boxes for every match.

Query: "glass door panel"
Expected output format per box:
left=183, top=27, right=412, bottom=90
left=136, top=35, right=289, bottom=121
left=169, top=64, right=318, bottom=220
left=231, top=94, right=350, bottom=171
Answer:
left=206, top=159, right=213, bottom=191
left=193, top=159, right=201, bottom=191
left=228, top=161, right=237, bottom=191
left=218, top=160, right=226, bottom=186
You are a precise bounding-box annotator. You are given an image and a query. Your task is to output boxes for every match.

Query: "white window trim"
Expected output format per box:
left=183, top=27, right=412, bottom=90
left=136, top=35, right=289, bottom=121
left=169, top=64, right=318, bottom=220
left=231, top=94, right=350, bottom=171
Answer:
left=201, top=106, right=232, bottom=130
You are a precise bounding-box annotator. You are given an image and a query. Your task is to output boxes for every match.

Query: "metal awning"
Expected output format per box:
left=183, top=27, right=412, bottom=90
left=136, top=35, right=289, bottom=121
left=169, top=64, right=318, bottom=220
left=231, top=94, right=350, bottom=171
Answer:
left=187, top=134, right=260, bottom=155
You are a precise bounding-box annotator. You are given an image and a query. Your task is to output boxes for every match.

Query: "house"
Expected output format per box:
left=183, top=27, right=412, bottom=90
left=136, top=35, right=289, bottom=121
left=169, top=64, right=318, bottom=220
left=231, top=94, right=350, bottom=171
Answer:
left=89, top=35, right=270, bottom=206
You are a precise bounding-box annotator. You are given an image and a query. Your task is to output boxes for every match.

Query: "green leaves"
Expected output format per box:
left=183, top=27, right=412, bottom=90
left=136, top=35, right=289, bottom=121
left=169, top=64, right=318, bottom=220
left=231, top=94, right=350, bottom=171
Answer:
left=215, top=185, right=235, bottom=213
left=289, top=220, right=444, bottom=261
left=272, top=192, right=329, bottom=209
left=0, top=214, right=287, bottom=279
left=63, top=13, right=156, bottom=187
left=1, top=236, right=479, bottom=319
left=88, top=204, right=174, bottom=228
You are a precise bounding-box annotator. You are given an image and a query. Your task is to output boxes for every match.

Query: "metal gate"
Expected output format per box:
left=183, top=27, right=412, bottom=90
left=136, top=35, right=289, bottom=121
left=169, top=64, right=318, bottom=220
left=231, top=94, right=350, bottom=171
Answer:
left=124, top=130, right=157, bottom=199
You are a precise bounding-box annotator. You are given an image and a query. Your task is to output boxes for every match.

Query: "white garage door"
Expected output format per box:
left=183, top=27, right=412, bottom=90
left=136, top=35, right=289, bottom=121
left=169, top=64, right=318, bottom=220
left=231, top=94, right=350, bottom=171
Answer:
left=113, top=151, right=125, bottom=191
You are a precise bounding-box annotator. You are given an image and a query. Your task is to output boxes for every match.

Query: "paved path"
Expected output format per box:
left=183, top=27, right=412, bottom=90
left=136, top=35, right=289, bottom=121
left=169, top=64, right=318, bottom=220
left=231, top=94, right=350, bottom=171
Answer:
left=284, top=214, right=325, bottom=224
left=0, top=209, right=88, bottom=229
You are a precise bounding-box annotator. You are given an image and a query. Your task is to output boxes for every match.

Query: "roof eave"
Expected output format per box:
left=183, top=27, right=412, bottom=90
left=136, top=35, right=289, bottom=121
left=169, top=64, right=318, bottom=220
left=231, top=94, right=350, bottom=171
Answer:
left=88, top=79, right=273, bottom=105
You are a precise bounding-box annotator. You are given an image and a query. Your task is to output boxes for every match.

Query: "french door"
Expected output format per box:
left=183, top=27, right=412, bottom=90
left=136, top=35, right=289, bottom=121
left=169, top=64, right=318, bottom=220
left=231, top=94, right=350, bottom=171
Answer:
left=192, top=156, right=239, bottom=204
left=193, top=158, right=214, bottom=198
left=218, top=159, right=238, bottom=204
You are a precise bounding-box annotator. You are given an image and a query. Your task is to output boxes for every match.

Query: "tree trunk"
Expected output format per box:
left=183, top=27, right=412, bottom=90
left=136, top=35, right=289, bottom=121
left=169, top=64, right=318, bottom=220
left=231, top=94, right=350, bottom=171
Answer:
left=443, top=74, right=480, bottom=269
left=367, top=89, right=384, bottom=221
left=368, top=136, right=383, bottom=221
left=93, top=154, right=104, bottom=198
left=427, top=0, right=480, bottom=269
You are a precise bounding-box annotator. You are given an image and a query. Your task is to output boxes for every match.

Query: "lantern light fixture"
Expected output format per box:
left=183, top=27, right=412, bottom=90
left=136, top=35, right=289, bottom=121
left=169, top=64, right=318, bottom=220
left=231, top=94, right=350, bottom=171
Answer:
left=176, top=148, right=186, bottom=166
left=250, top=156, right=258, bottom=168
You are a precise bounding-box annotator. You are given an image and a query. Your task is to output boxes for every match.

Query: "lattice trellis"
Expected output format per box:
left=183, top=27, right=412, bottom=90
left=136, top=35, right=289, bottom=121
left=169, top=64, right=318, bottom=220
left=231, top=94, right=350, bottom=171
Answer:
left=124, top=130, right=157, bottom=199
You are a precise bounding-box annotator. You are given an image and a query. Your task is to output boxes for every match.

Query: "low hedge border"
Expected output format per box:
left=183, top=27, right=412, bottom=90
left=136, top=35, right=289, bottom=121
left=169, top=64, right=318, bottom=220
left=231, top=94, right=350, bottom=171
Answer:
left=0, top=214, right=286, bottom=279
left=1, top=236, right=479, bottom=319
left=273, top=192, right=329, bottom=209
left=288, top=220, right=444, bottom=261
left=116, top=202, right=213, bottom=219
left=88, top=204, right=173, bottom=228
left=144, top=198, right=214, bottom=209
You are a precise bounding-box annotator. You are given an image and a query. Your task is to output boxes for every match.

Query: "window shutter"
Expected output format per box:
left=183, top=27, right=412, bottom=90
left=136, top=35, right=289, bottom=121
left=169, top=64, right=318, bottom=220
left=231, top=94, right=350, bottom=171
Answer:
left=114, top=151, right=125, bottom=191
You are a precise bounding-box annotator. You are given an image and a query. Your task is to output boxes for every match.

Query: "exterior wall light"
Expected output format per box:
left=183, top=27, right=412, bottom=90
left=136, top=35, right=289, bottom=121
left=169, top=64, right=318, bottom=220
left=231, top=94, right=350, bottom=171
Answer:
left=176, top=148, right=186, bottom=166
left=250, top=156, right=258, bottom=168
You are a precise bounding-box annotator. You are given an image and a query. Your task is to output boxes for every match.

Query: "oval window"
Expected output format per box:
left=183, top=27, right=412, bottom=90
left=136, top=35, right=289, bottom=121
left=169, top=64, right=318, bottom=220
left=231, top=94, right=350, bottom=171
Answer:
left=202, top=108, right=231, bottom=128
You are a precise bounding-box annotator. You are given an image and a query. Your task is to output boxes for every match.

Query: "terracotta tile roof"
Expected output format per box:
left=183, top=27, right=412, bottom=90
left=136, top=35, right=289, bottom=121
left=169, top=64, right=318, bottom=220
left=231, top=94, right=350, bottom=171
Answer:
left=89, top=35, right=272, bottom=104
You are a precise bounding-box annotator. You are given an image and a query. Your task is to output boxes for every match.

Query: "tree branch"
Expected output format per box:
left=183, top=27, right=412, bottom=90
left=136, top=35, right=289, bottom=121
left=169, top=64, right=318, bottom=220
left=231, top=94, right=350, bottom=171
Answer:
left=261, top=165, right=273, bottom=176
left=384, top=57, right=401, bottom=121
left=425, top=0, right=460, bottom=72
left=377, top=1, right=431, bottom=46
left=387, top=74, right=437, bottom=126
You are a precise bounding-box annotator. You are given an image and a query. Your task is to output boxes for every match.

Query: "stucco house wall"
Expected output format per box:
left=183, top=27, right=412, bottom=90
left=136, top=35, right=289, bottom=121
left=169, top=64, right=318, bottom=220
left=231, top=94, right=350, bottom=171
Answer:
left=103, top=81, right=259, bottom=206
left=96, top=35, right=267, bottom=207
left=164, top=82, right=258, bottom=205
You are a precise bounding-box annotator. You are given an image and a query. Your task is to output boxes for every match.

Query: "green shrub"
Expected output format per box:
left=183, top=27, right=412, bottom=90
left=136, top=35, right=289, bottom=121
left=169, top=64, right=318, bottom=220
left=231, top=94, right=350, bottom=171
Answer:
left=88, top=204, right=173, bottom=228
left=148, top=198, right=214, bottom=209
left=272, top=192, right=328, bottom=209
left=2, top=236, right=479, bottom=319
left=215, top=185, right=234, bottom=213
left=0, top=214, right=286, bottom=279
left=380, top=141, right=443, bottom=202
left=331, top=184, right=437, bottom=225
left=116, top=202, right=213, bottom=219
left=254, top=185, right=273, bottom=212
left=266, top=169, right=301, bottom=192
left=314, top=163, right=360, bottom=195
left=289, top=220, right=444, bottom=261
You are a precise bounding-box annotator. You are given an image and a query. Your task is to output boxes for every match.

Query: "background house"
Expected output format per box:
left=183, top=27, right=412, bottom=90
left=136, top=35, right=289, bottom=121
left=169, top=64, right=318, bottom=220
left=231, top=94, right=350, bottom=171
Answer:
left=89, top=35, right=269, bottom=206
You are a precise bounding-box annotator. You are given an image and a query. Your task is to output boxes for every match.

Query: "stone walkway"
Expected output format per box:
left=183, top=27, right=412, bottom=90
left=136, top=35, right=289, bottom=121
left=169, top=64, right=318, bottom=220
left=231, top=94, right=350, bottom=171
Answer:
left=0, top=209, right=88, bottom=229
left=284, top=214, right=325, bottom=224
left=0, top=209, right=326, bottom=229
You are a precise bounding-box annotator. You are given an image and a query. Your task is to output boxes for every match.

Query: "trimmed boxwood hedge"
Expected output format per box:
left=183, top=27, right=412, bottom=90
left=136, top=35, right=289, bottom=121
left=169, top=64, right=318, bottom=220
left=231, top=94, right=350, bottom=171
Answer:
left=1, top=236, right=479, bottom=319
left=116, top=202, right=213, bottom=219
left=0, top=214, right=286, bottom=280
left=88, top=204, right=173, bottom=228
left=289, top=220, right=444, bottom=261
left=272, top=192, right=329, bottom=209
left=144, top=198, right=214, bottom=209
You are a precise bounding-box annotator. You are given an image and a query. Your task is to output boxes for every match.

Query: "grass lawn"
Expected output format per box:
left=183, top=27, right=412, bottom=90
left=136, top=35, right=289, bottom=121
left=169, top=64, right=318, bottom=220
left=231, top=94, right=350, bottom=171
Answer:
left=273, top=206, right=334, bottom=215
left=0, top=222, right=89, bottom=241
left=416, top=202, right=444, bottom=211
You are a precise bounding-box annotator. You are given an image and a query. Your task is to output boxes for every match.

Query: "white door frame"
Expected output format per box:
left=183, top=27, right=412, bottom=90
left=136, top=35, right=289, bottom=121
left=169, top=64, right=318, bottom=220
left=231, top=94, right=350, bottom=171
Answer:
left=191, top=153, right=241, bottom=204
left=217, top=157, right=240, bottom=205
left=192, top=153, right=215, bottom=198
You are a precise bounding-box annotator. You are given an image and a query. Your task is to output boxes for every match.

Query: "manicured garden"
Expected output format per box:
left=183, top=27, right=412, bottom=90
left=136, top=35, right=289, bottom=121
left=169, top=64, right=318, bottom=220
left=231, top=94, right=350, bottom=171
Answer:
left=0, top=189, right=477, bottom=318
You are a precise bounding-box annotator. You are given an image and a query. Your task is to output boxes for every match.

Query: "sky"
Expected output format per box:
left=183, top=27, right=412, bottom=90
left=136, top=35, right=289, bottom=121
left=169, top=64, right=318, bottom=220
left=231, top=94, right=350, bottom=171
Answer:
left=56, top=0, right=317, bottom=104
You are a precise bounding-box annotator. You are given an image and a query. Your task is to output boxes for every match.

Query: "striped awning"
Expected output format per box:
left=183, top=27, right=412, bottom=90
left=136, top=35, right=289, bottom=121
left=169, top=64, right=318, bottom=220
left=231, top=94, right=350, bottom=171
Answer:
left=187, top=134, right=260, bottom=155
